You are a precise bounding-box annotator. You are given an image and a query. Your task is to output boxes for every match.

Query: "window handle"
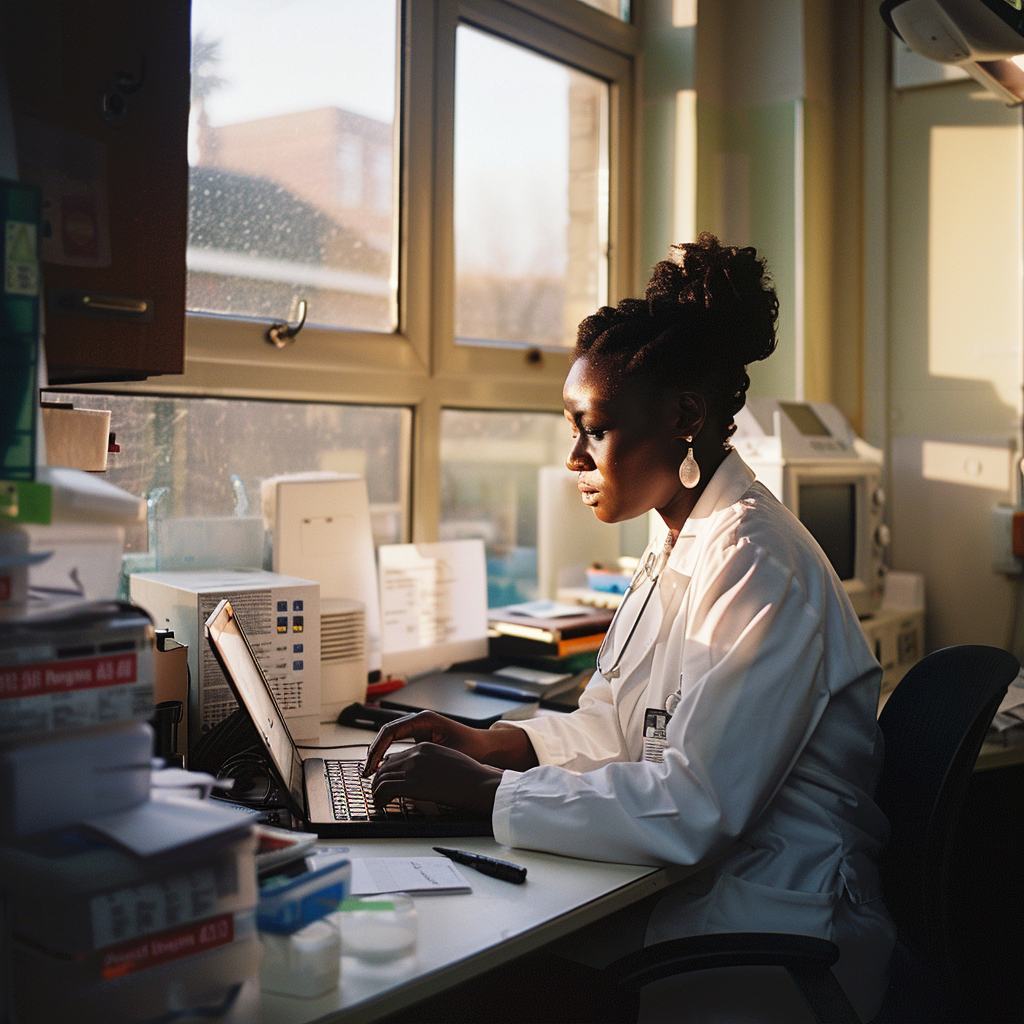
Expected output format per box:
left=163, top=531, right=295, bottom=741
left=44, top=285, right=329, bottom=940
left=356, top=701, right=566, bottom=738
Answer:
left=267, top=299, right=307, bottom=348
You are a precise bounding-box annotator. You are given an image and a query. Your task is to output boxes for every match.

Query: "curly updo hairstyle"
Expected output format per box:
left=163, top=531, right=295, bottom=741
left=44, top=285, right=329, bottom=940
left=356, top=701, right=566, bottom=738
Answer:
left=575, top=232, right=778, bottom=445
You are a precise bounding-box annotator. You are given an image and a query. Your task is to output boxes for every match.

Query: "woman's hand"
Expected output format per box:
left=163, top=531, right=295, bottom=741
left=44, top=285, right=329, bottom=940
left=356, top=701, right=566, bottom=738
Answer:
left=370, top=743, right=504, bottom=815
left=362, top=711, right=539, bottom=777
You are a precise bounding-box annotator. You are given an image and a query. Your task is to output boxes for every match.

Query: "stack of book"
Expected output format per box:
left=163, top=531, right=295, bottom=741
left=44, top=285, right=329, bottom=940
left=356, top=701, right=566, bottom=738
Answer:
left=487, top=601, right=615, bottom=671
left=0, top=599, right=260, bottom=1024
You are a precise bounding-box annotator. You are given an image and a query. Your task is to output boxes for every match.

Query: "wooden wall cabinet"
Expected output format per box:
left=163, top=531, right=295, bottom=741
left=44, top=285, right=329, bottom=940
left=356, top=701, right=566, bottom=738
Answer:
left=2, top=0, right=189, bottom=383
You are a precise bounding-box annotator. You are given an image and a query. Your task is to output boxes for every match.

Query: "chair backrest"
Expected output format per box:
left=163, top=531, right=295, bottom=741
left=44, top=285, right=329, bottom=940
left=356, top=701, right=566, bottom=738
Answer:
left=875, top=644, right=1018, bottom=991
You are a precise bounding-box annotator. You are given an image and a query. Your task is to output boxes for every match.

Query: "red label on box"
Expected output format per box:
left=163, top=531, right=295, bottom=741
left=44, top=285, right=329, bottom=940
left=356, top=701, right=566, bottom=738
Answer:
left=100, top=913, right=234, bottom=979
left=0, top=652, right=137, bottom=700
left=0, top=577, right=10, bottom=602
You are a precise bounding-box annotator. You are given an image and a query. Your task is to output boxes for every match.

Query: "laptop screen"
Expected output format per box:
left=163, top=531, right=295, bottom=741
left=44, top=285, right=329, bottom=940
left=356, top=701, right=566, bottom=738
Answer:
left=205, top=598, right=306, bottom=815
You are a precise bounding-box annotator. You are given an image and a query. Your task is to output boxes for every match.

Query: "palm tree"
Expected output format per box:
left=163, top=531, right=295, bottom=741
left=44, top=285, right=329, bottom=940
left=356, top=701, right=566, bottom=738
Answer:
left=190, top=32, right=226, bottom=165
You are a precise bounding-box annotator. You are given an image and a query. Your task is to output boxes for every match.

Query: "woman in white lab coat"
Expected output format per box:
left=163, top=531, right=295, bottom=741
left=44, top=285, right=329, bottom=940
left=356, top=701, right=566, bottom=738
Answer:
left=366, top=233, right=895, bottom=1021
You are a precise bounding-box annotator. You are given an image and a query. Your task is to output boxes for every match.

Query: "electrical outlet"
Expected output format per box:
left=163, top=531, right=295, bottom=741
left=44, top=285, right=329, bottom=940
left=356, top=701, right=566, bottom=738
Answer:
left=991, top=504, right=1024, bottom=574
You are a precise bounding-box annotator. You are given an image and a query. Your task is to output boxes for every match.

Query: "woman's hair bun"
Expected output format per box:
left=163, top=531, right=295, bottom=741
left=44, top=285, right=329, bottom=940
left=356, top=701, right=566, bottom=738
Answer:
left=646, top=232, right=778, bottom=367
left=574, top=233, right=779, bottom=445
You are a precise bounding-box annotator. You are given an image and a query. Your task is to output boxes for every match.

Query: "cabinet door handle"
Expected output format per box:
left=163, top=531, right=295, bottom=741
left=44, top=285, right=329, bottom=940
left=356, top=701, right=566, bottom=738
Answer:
left=82, top=295, right=149, bottom=314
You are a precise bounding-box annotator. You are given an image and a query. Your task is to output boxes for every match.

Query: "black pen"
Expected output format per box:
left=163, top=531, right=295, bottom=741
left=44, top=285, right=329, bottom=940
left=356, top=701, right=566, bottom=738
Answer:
left=433, top=846, right=527, bottom=884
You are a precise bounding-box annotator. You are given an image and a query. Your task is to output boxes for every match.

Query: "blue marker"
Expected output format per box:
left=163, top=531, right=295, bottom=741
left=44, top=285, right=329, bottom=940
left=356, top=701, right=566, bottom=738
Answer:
left=463, top=679, right=538, bottom=702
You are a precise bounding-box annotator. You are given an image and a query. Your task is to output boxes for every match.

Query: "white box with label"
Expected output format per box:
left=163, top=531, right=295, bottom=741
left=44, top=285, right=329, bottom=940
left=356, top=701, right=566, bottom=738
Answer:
left=130, top=569, right=320, bottom=745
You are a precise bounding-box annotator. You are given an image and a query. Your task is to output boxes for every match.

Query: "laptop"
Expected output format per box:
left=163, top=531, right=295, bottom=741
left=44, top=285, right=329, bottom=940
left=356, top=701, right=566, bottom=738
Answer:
left=204, top=598, right=492, bottom=839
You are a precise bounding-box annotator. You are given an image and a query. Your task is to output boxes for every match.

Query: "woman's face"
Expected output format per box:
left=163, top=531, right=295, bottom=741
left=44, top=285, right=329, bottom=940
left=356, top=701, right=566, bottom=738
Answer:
left=563, top=357, right=686, bottom=524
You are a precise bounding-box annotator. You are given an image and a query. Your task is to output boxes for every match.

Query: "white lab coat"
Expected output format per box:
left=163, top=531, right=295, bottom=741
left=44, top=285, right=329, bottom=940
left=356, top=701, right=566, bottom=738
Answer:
left=491, top=450, right=896, bottom=1020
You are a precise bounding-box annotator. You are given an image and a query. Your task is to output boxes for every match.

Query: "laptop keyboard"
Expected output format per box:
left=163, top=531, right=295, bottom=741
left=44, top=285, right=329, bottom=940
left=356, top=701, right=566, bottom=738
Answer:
left=325, top=760, right=432, bottom=822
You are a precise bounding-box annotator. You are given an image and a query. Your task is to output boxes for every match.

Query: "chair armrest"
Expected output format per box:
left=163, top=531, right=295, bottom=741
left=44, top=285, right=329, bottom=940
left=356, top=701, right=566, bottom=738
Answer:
left=605, top=932, right=861, bottom=1024
left=606, top=932, right=840, bottom=989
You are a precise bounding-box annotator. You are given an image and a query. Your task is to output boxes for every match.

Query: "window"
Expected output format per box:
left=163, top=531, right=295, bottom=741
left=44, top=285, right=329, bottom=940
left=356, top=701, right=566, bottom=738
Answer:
left=186, top=0, right=399, bottom=333
left=371, top=148, right=393, bottom=215
left=454, top=25, right=610, bottom=349
left=49, top=393, right=411, bottom=555
left=336, top=137, right=365, bottom=209
left=578, top=0, right=631, bottom=20
left=439, top=408, right=648, bottom=605
left=75, top=1, right=636, bottom=582
left=439, top=408, right=567, bottom=605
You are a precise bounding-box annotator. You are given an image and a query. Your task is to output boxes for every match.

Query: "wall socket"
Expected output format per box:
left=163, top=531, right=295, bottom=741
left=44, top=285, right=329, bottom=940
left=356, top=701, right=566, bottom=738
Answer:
left=991, top=504, right=1024, bottom=575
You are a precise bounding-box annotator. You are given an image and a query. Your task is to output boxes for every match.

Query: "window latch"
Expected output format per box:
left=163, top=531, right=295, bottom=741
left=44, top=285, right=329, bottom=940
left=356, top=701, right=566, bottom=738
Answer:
left=267, top=299, right=307, bottom=348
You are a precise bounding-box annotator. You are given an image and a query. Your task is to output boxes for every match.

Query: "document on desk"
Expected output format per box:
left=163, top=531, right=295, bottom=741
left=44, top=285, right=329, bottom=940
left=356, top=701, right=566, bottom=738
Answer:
left=349, top=857, right=471, bottom=896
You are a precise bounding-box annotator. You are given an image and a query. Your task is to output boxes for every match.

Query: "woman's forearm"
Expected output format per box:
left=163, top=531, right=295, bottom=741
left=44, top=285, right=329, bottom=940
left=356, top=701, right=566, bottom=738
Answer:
left=480, top=727, right=539, bottom=772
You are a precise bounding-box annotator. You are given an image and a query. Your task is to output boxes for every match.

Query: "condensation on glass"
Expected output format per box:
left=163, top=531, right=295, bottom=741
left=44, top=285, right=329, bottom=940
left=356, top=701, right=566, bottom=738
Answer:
left=454, top=26, right=610, bottom=350
left=186, top=1, right=399, bottom=333
left=51, top=394, right=411, bottom=552
left=439, top=408, right=570, bottom=605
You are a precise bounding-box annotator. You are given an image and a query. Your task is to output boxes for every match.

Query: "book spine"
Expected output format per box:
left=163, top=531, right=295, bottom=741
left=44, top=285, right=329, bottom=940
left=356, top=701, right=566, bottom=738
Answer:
left=557, top=633, right=605, bottom=656
left=488, top=622, right=558, bottom=643
left=489, top=632, right=605, bottom=659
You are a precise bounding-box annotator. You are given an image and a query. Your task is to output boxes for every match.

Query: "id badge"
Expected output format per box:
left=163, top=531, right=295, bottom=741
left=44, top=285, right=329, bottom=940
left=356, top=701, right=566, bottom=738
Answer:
left=642, top=707, right=672, bottom=763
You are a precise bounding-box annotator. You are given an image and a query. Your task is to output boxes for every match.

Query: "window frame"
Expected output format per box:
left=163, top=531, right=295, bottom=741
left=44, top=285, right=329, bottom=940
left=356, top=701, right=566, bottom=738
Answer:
left=78, top=0, right=639, bottom=546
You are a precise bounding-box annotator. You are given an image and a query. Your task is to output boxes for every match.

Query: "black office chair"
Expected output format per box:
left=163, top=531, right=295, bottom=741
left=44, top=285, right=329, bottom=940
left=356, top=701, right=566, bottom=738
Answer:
left=872, top=643, right=1019, bottom=1022
left=605, top=644, right=1019, bottom=1024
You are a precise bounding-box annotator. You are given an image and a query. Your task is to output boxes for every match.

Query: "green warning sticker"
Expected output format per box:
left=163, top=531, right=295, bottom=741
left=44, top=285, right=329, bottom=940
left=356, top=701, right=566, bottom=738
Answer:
left=5, top=220, right=38, bottom=296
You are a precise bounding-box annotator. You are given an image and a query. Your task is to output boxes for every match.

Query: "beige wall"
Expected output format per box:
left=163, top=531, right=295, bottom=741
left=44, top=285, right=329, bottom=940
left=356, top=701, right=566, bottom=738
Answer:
left=885, top=77, right=1023, bottom=651
left=645, top=0, right=1024, bottom=654
left=683, top=0, right=865, bottom=415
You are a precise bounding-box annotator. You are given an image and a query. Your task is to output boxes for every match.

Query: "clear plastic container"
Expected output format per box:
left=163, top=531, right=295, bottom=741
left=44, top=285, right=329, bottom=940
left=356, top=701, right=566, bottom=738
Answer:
left=259, top=916, right=341, bottom=998
left=340, top=893, right=418, bottom=962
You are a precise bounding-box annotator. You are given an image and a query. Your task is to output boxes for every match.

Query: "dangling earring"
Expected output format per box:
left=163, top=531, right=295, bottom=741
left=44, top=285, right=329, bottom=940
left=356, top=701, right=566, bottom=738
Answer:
left=679, top=437, right=700, bottom=488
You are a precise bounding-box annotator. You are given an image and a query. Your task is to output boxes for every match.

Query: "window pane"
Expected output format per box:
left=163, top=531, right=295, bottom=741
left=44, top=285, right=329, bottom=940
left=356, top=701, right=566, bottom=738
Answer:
left=577, top=0, right=631, bottom=20
left=454, top=26, right=609, bottom=349
left=47, top=394, right=411, bottom=555
left=187, top=1, right=398, bottom=333
left=440, top=409, right=568, bottom=606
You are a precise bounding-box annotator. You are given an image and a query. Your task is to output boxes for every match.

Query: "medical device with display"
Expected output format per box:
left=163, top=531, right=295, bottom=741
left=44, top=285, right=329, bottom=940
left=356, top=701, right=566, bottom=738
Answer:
left=732, top=400, right=888, bottom=617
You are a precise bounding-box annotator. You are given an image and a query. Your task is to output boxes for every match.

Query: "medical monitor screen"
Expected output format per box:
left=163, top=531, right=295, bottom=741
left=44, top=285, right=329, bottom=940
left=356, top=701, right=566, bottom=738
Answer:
left=798, top=482, right=856, bottom=581
left=781, top=402, right=831, bottom=437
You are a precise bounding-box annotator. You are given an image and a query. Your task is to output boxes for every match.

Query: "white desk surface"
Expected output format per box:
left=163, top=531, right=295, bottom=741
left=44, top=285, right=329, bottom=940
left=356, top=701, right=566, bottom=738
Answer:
left=975, top=740, right=1024, bottom=772
left=254, top=724, right=687, bottom=1024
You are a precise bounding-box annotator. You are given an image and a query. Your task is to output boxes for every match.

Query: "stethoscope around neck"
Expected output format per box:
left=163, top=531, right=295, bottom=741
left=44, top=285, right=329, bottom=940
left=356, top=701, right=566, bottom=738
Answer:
left=595, top=532, right=676, bottom=681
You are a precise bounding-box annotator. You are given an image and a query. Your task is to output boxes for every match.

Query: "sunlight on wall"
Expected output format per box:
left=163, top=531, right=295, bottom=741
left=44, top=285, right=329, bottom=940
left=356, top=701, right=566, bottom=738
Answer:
left=928, top=124, right=1023, bottom=410
left=672, top=0, right=697, bottom=28
left=674, top=90, right=697, bottom=243
left=921, top=439, right=1012, bottom=490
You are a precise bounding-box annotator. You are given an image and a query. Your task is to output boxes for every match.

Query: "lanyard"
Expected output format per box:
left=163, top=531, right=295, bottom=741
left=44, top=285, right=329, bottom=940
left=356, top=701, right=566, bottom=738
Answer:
left=595, top=531, right=676, bottom=681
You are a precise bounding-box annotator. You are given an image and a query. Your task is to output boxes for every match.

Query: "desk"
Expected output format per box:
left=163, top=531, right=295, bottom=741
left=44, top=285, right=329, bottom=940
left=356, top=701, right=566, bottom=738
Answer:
left=974, top=739, right=1024, bottom=771
left=254, top=726, right=687, bottom=1024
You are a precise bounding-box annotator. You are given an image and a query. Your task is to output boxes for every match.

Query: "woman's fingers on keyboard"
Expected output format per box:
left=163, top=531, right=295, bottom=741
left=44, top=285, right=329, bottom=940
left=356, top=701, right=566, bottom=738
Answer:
left=370, top=742, right=503, bottom=814
left=362, top=712, right=439, bottom=776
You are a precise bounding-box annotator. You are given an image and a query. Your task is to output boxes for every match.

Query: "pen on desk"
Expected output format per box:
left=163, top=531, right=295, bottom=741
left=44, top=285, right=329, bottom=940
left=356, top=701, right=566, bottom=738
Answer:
left=433, top=847, right=527, bottom=884
left=463, top=680, right=538, bottom=702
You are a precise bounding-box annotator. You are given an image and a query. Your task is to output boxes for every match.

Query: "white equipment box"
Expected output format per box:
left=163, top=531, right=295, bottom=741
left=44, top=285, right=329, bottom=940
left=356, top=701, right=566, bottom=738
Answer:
left=130, top=569, right=320, bottom=745
left=863, top=606, right=926, bottom=708
left=261, top=474, right=381, bottom=709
